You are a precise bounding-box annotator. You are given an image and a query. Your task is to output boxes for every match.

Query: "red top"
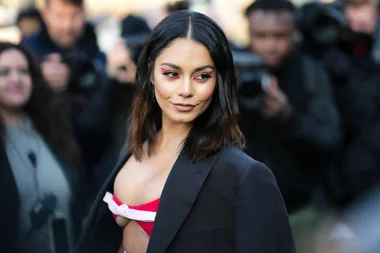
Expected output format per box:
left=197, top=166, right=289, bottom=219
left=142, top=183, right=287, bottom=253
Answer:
left=111, top=194, right=160, bottom=237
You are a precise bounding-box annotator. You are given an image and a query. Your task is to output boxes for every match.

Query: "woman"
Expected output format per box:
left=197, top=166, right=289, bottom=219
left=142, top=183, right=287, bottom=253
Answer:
left=75, top=11, right=295, bottom=253
left=0, top=42, right=84, bottom=253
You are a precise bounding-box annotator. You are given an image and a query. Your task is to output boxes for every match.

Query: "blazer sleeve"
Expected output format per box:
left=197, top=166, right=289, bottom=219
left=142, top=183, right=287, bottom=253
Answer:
left=235, top=161, right=296, bottom=253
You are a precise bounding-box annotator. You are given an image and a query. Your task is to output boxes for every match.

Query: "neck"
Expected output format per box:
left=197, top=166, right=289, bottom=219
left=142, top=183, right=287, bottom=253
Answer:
left=0, top=108, right=25, bottom=126
left=156, top=116, right=192, bottom=153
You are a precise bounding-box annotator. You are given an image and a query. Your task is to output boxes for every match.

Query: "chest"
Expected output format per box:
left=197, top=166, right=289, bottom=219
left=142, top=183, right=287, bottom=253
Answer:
left=113, top=154, right=177, bottom=206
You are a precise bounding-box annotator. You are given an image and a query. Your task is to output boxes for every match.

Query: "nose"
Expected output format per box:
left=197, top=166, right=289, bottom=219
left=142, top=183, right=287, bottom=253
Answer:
left=61, top=18, right=74, bottom=32
left=178, top=77, right=193, bottom=98
left=265, top=37, right=278, bottom=50
left=9, top=69, right=22, bottom=83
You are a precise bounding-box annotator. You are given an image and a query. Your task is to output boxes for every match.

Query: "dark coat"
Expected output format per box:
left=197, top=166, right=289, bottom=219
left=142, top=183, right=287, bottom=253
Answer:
left=74, top=144, right=296, bottom=253
left=0, top=145, right=84, bottom=253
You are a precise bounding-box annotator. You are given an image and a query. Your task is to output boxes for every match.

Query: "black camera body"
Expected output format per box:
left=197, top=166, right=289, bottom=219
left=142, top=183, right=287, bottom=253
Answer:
left=62, top=51, right=102, bottom=95
left=296, top=1, right=349, bottom=50
left=233, top=51, right=271, bottom=110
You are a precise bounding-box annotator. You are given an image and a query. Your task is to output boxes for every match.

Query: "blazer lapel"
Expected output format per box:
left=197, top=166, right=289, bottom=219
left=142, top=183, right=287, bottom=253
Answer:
left=147, top=150, right=218, bottom=253
left=92, top=151, right=132, bottom=224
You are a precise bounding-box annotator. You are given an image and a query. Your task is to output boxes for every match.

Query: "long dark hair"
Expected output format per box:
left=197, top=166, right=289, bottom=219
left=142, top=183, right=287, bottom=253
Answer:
left=127, top=10, right=245, bottom=162
left=0, top=42, right=81, bottom=167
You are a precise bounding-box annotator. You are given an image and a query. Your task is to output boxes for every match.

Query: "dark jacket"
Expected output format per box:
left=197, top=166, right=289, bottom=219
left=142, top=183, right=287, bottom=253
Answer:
left=74, top=145, right=296, bottom=253
left=239, top=51, right=341, bottom=212
left=342, top=120, right=380, bottom=200
left=20, top=22, right=108, bottom=174
left=75, top=78, right=136, bottom=202
left=0, top=144, right=85, bottom=253
left=20, top=22, right=105, bottom=68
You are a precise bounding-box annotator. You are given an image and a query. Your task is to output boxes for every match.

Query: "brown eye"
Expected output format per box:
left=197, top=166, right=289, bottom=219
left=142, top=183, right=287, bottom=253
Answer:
left=162, top=72, right=180, bottom=79
left=194, top=73, right=212, bottom=82
left=0, top=68, right=10, bottom=76
left=19, top=67, right=29, bottom=75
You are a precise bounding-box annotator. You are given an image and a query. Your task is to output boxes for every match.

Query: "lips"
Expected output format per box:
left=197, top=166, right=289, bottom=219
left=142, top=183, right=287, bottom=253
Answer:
left=171, top=103, right=196, bottom=112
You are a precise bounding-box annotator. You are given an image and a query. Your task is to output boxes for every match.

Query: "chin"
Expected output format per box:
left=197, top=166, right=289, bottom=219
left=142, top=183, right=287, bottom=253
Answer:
left=6, top=99, right=28, bottom=110
left=170, top=117, right=195, bottom=124
left=167, top=113, right=197, bottom=124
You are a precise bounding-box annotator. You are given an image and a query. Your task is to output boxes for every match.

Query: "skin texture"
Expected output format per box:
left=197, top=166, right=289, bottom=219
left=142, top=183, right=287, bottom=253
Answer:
left=345, top=2, right=378, bottom=35
left=42, top=0, right=85, bottom=49
left=41, top=0, right=85, bottom=91
left=152, top=38, right=216, bottom=126
left=0, top=49, right=32, bottom=112
left=113, top=38, right=217, bottom=253
left=248, top=10, right=294, bottom=69
left=18, top=18, right=41, bottom=38
left=247, top=10, right=294, bottom=120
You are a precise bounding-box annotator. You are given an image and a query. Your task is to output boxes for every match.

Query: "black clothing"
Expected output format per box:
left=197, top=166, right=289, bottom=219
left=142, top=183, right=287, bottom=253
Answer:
left=74, top=145, right=296, bottom=253
left=239, top=51, right=341, bottom=212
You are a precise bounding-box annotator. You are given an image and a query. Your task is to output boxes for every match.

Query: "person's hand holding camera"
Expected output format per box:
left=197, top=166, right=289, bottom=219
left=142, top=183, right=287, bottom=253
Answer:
left=260, top=77, right=292, bottom=121
left=107, top=40, right=137, bottom=84
left=42, top=53, right=71, bottom=92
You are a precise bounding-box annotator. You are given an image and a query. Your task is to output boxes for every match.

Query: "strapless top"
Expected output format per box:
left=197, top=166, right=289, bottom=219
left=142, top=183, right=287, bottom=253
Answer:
left=103, top=192, right=160, bottom=236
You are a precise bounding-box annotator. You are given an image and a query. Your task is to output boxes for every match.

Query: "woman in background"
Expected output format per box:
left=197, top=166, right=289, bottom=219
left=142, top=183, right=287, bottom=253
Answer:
left=0, top=42, right=84, bottom=253
left=75, top=11, right=295, bottom=253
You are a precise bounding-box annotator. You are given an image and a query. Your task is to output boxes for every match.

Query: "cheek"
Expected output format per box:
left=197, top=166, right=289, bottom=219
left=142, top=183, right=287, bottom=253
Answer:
left=197, top=81, right=216, bottom=103
left=153, top=75, right=175, bottom=100
left=251, top=39, right=266, bottom=53
left=0, top=78, right=7, bottom=93
left=24, top=77, right=33, bottom=96
left=280, top=39, right=291, bottom=51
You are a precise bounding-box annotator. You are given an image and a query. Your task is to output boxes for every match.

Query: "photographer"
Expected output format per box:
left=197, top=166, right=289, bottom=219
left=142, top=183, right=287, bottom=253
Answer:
left=299, top=0, right=380, bottom=145
left=21, top=0, right=107, bottom=173
left=21, top=0, right=106, bottom=93
left=298, top=0, right=380, bottom=203
left=84, top=14, right=152, bottom=201
left=239, top=0, right=341, bottom=214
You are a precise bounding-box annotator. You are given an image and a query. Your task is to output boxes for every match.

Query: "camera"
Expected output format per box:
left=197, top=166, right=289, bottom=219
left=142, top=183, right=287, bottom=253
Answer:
left=62, top=51, right=102, bottom=95
left=296, top=1, right=349, bottom=50
left=233, top=51, right=272, bottom=110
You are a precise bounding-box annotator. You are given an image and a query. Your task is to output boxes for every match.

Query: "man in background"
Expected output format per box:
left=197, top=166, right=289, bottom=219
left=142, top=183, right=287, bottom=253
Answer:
left=239, top=0, right=341, bottom=214
left=21, top=0, right=107, bottom=178
left=16, top=7, right=43, bottom=39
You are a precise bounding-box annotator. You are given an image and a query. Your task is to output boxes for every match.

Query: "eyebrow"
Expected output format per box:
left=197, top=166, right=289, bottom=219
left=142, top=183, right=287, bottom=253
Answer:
left=160, top=63, right=215, bottom=73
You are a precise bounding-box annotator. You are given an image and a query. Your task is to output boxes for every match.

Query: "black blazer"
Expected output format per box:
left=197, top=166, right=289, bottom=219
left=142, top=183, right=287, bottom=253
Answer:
left=74, top=145, right=296, bottom=253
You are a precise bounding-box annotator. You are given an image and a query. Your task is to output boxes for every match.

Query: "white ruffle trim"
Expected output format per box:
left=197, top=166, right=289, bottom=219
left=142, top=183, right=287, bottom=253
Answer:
left=103, top=192, right=156, bottom=222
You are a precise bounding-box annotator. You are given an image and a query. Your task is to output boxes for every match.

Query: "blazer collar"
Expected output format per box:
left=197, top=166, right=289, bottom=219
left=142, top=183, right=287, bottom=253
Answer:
left=92, top=148, right=218, bottom=252
left=92, top=151, right=132, bottom=224
left=147, top=149, right=218, bottom=253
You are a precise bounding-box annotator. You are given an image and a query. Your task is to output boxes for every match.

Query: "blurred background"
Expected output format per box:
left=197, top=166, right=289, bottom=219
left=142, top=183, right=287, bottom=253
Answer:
left=0, top=0, right=322, bottom=46
left=1, top=0, right=380, bottom=252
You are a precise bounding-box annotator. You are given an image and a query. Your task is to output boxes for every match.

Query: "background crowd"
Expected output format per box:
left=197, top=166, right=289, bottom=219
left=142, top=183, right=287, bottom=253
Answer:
left=1, top=0, right=380, bottom=252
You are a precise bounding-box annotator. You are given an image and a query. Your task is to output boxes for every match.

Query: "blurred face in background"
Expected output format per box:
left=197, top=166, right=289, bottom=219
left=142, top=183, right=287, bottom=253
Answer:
left=0, top=49, right=32, bottom=111
left=345, top=2, right=378, bottom=35
left=18, top=17, right=42, bottom=38
left=248, top=10, right=295, bottom=69
left=43, top=0, right=85, bottom=48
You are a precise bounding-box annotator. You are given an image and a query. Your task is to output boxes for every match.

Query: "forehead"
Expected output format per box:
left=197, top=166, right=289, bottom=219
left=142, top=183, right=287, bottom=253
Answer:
left=156, top=38, right=214, bottom=67
left=0, top=49, right=28, bottom=66
left=345, top=2, right=376, bottom=14
left=47, top=0, right=81, bottom=12
left=248, top=10, right=294, bottom=31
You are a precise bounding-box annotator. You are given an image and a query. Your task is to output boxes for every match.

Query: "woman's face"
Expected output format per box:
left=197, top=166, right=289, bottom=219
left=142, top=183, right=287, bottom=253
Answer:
left=152, top=38, right=217, bottom=125
left=0, top=49, right=32, bottom=111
